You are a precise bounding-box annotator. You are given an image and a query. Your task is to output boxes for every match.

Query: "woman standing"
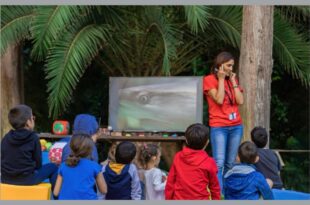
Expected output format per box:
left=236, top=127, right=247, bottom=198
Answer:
left=203, top=51, right=244, bottom=191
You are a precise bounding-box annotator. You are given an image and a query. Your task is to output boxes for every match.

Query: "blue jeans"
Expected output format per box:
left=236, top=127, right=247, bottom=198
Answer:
left=1, top=163, right=58, bottom=192
left=140, top=181, right=145, bottom=200
left=210, top=124, right=243, bottom=192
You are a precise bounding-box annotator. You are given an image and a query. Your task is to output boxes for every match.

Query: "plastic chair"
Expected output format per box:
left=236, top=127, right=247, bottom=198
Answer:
left=0, top=183, right=51, bottom=200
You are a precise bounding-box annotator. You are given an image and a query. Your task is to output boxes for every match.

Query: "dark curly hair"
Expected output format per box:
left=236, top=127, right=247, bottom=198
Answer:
left=140, top=144, right=159, bottom=168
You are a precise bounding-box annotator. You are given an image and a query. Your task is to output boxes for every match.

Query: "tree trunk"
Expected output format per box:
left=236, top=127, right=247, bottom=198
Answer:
left=238, top=6, right=274, bottom=147
left=161, top=142, right=183, bottom=168
left=0, top=45, right=24, bottom=138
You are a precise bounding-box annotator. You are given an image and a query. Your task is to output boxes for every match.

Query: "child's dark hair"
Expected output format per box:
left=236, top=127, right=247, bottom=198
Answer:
left=238, top=141, right=258, bottom=164
left=115, top=141, right=136, bottom=164
left=185, top=123, right=209, bottom=150
left=8, top=104, right=32, bottom=129
left=66, top=134, right=93, bottom=167
left=140, top=144, right=159, bottom=167
left=251, top=126, right=268, bottom=148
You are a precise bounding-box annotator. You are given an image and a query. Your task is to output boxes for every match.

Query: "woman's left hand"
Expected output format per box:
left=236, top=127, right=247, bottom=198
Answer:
left=230, top=72, right=237, bottom=85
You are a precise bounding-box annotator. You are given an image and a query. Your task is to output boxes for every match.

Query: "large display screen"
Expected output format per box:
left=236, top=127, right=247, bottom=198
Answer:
left=109, top=77, right=203, bottom=132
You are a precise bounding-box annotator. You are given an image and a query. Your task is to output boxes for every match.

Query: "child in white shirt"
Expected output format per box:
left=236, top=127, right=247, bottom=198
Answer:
left=140, top=144, right=166, bottom=200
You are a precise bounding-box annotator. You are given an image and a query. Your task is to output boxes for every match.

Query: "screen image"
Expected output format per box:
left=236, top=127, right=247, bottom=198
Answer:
left=109, top=77, right=203, bottom=132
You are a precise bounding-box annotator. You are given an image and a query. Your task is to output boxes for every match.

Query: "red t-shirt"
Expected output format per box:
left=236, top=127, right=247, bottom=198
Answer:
left=203, top=74, right=243, bottom=127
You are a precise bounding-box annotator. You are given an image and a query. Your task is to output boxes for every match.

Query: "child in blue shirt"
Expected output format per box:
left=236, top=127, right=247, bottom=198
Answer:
left=53, top=134, right=107, bottom=200
left=224, top=141, right=274, bottom=200
left=102, top=141, right=142, bottom=200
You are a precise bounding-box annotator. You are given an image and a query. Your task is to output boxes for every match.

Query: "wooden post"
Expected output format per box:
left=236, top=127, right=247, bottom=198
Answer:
left=238, top=6, right=274, bottom=146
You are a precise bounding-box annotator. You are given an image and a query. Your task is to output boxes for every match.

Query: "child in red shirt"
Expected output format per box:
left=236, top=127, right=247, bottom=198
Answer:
left=165, top=123, right=220, bottom=200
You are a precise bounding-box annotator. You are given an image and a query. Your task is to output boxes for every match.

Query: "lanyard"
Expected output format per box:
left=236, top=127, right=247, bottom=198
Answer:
left=225, top=79, right=234, bottom=106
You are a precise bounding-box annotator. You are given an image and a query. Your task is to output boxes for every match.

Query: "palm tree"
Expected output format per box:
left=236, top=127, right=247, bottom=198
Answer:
left=1, top=5, right=309, bottom=119
left=95, top=6, right=210, bottom=76
left=0, top=6, right=209, bottom=166
left=1, top=5, right=209, bottom=119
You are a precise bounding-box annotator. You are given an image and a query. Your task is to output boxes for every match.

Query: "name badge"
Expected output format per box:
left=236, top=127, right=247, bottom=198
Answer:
left=229, top=112, right=237, bottom=120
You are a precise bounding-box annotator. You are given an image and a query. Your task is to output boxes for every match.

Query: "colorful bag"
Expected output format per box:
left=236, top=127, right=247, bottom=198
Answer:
left=48, top=142, right=67, bottom=165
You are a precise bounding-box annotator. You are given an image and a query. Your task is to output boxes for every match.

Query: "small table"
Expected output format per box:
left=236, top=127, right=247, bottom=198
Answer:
left=38, top=133, right=186, bottom=142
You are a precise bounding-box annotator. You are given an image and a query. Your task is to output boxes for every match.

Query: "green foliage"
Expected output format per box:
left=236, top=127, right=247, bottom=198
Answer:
left=31, top=6, right=86, bottom=60
left=192, top=57, right=210, bottom=76
left=143, top=7, right=181, bottom=75
left=270, top=64, right=309, bottom=192
left=23, top=42, right=54, bottom=132
left=184, top=6, right=211, bottom=34
left=45, top=21, right=112, bottom=118
left=286, top=136, right=300, bottom=149
left=271, top=95, right=288, bottom=123
left=0, top=6, right=35, bottom=55
left=277, top=6, right=310, bottom=24
left=97, top=6, right=208, bottom=77
left=281, top=154, right=310, bottom=192
left=23, top=39, right=109, bottom=128
left=207, top=6, right=243, bottom=49
left=273, top=11, right=310, bottom=87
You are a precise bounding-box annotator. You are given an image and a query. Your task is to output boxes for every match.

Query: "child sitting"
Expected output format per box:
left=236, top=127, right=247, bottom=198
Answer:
left=1, top=104, right=58, bottom=190
left=224, top=141, right=274, bottom=200
left=53, top=134, right=107, bottom=199
left=102, top=141, right=142, bottom=200
left=165, top=123, right=220, bottom=200
left=140, top=144, right=166, bottom=200
left=251, top=126, right=283, bottom=189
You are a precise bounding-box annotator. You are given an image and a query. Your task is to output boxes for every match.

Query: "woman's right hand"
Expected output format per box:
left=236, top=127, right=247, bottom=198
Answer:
left=217, top=65, right=226, bottom=80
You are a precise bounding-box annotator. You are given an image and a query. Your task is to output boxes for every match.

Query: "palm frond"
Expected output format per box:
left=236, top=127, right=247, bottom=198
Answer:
left=45, top=22, right=112, bottom=118
left=273, top=11, right=310, bottom=87
left=184, top=6, right=211, bottom=34
left=0, top=6, right=35, bottom=55
left=294, top=6, right=310, bottom=18
left=277, top=6, right=310, bottom=23
left=31, top=6, right=87, bottom=61
left=141, top=32, right=167, bottom=75
left=144, top=7, right=182, bottom=75
left=97, top=25, right=139, bottom=76
left=207, top=6, right=243, bottom=48
left=93, top=6, right=126, bottom=28
left=171, top=39, right=205, bottom=75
